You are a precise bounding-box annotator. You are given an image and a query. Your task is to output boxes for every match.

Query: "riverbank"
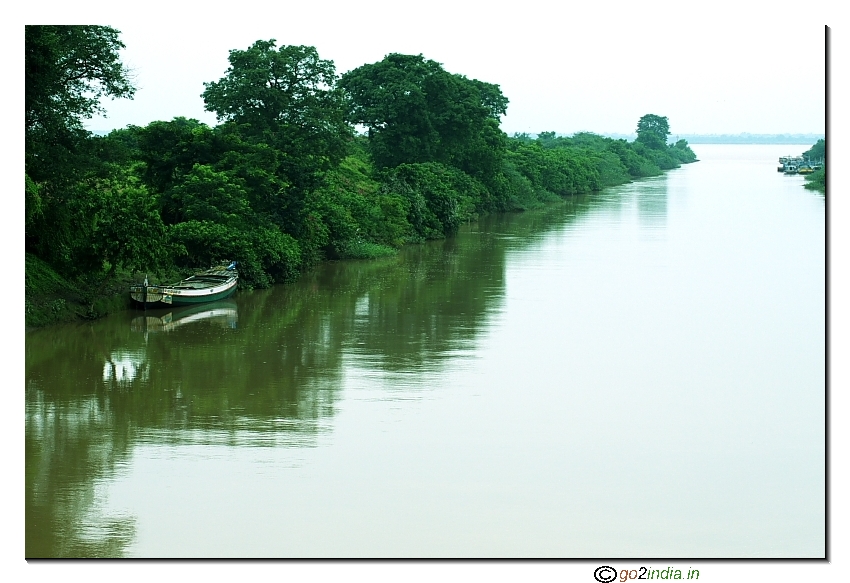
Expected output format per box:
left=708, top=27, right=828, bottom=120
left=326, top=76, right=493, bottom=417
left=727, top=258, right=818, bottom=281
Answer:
left=25, top=253, right=189, bottom=328
left=20, top=184, right=631, bottom=328
left=25, top=150, right=696, bottom=329
left=26, top=253, right=126, bottom=327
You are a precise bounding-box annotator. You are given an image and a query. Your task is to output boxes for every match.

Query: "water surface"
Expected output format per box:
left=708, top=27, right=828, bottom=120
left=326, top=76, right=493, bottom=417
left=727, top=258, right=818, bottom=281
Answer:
left=25, top=144, right=825, bottom=557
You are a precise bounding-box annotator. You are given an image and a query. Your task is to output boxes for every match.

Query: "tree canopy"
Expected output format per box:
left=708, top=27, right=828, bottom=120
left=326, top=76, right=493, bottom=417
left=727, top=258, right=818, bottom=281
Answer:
left=201, top=40, right=352, bottom=231
left=803, top=139, right=825, bottom=161
left=25, top=25, right=142, bottom=277
left=26, top=26, right=135, bottom=181
left=635, top=114, right=670, bottom=150
left=339, top=53, right=508, bottom=178
left=202, top=41, right=344, bottom=135
left=25, top=26, right=134, bottom=134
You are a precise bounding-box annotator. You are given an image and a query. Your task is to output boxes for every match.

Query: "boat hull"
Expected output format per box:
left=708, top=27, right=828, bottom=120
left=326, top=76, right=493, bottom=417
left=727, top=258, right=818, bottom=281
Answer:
left=131, top=284, right=237, bottom=307
left=130, top=266, right=238, bottom=308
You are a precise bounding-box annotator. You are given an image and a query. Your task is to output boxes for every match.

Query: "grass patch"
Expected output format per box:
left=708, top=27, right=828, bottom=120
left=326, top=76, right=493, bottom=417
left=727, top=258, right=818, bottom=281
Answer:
left=804, top=168, right=825, bottom=193
left=25, top=253, right=139, bottom=327
left=336, top=240, right=398, bottom=260
left=510, top=186, right=566, bottom=211
left=25, top=254, right=85, bottom=327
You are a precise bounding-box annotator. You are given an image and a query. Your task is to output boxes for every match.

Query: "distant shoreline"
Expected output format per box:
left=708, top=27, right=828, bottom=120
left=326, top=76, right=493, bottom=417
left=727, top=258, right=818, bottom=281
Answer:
left=600, top=133, right=825, bottom=145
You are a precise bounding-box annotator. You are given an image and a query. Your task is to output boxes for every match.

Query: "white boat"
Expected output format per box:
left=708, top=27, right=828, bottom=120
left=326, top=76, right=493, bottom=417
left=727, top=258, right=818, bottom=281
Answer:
left=130, top=262, right=238, bottom=307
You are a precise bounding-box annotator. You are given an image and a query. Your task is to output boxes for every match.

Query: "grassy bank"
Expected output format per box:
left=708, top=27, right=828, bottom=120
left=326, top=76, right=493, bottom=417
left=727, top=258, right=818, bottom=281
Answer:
left=25, top=253, right=191, bottom=328
left=804, top=167, right=825, bottom=192
left=26, top=254, right=127, bottom=327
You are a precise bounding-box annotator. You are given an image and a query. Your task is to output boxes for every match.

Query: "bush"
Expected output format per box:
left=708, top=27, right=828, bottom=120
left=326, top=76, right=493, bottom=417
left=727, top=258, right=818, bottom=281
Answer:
left=335, top=240, right=397, bottom=260
left=382, top=162, right=482, bottom=240
left=168, top=220, right=301, bottom=288
left=507, top=142, right=602, bottom=196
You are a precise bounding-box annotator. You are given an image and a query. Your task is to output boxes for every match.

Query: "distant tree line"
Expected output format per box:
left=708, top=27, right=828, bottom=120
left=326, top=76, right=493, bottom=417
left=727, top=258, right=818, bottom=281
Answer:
left=25, top=26, right=697, bottom=290
left=676, top=134, right=824, bottom=145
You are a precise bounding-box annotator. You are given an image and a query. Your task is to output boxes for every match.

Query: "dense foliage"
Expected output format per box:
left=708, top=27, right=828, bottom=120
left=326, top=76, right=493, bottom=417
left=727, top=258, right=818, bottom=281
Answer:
left=25, top=26, right=697, bottom=299
left=26, top=25, right=142, bottom=277
left=803, top=139, right=825, bottom=162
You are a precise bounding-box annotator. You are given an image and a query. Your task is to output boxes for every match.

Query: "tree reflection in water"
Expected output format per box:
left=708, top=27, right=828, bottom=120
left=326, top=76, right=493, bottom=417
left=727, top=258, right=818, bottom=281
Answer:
left=26, top=194, right=609, bottom=557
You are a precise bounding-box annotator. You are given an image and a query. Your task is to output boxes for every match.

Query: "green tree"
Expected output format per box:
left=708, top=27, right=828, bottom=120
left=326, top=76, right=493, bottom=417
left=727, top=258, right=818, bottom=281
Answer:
left=26, top=25, right=135, bottom=183
left=86, top=176, right=171, bottom=277
left=25, top=175, right=43, bottom=234
left=25, top=26, right=138, bottom=274
left=382, top=162, right=483, bottom=240
left=134, top=118, right=220, bottom=195
left=635, top=114, right=670, bottom=150
left=669, top=139, right=698, bottom=164
left=507, top=141, right=594, bottom=195
left=201, top=40, right=353, bottom=247
left=803, top=139, right=825, bottom=162
left=339, top=53, right=508, bottom=180
left=802, top=139, right=825, bottom=193
left=303, top=146, right=411, bottom=258
left=201, top=41, right=351, bottom=193
left=166, top=165, right=253, bottom=226
left=168, top=220, right=301, bottom=288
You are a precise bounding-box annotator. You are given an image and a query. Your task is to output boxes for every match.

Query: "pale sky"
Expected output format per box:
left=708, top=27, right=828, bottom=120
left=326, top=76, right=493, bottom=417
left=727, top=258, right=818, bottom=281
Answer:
left=21, top=0, right=827, bottom=137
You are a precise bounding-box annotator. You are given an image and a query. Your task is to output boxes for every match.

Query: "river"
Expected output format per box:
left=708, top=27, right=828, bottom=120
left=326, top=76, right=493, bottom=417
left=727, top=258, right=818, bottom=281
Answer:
left=25, top=144, right=825, bottom=558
